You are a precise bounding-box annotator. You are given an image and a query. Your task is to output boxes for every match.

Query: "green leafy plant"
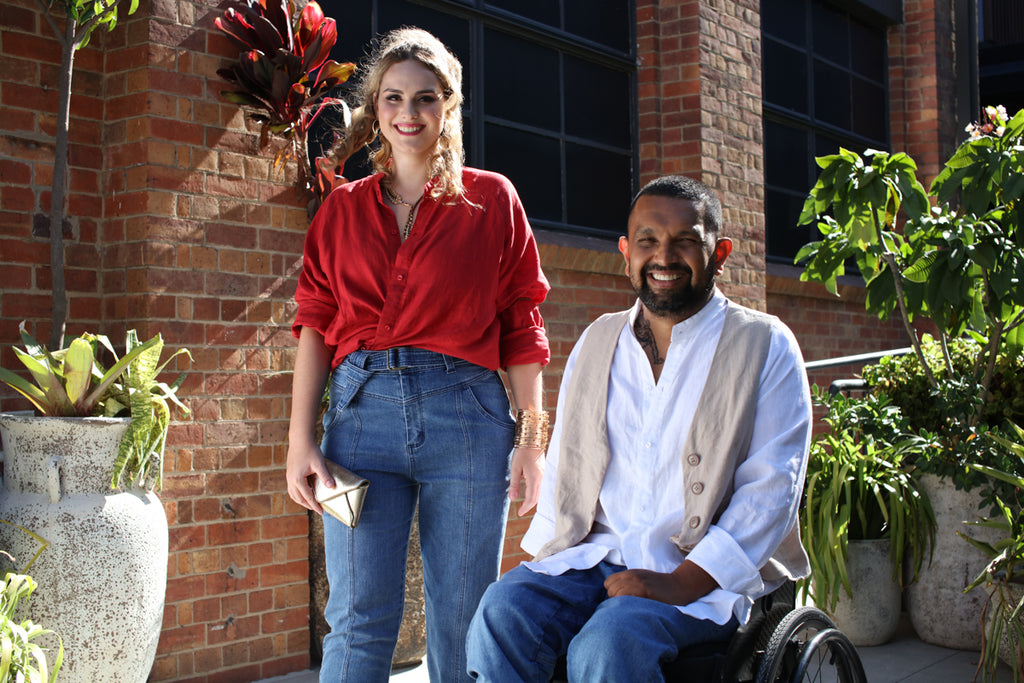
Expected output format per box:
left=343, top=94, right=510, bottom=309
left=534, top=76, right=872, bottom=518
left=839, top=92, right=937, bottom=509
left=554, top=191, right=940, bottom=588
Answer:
left=0, top=572, right=64, bottom=683
left=0, top=323, right=190, bottom=491
left=860, top=336, right=1024, bottom=502
left=958, top=422, right=1024, bottom=682
left=796, top=105, right=1024, bottom=488
left=215, top=0, right=355, bottom=208
left=798, top=388, right=936, bottom=611
left=32, top=0, right=140, bottom=350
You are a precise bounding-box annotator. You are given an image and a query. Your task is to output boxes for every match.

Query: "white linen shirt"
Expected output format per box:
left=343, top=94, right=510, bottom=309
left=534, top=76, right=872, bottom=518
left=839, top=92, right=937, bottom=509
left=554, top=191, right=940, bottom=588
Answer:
left=521, top=290, right=812, bottom=625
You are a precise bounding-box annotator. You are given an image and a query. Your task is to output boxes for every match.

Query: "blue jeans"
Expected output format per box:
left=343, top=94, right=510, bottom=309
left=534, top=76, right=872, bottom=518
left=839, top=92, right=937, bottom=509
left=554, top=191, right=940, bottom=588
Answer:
left=319, top=348, right=514, bottom=683
left=466, top=562, right=739, bottom=682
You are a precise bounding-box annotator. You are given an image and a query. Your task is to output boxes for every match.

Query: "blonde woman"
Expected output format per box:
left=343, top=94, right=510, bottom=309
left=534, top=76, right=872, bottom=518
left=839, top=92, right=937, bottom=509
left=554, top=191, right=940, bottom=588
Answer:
left=285, top=27, right=550, bottom=682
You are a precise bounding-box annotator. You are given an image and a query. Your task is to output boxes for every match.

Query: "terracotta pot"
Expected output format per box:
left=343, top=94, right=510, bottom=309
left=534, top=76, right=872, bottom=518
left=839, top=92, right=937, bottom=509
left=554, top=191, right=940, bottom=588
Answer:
left=0, top=413, right=168, bottom=682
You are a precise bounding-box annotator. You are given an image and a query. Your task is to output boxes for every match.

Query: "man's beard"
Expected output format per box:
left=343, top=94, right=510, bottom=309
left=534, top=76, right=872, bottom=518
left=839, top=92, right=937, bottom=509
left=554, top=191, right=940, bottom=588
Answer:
left=632, top=264, right=716, bottom=317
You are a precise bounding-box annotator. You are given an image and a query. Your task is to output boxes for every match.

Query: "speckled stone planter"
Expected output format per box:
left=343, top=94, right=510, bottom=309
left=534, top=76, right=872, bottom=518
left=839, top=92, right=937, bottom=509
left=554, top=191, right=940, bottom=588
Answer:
left=0, top=413, right=168, bottom=682
left=826, top=538, right=902, bottom=646
left=906, top=473, right=996, bottom=651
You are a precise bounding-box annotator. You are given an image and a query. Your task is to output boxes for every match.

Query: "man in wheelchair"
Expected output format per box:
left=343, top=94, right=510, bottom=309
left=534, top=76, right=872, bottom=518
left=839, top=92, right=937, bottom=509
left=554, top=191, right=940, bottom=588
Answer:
left=467, top=176, right=814, bottom=681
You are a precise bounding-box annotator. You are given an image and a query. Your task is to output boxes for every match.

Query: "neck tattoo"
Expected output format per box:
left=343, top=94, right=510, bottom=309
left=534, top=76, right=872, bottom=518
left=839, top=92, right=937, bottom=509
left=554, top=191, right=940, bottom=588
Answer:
left=383, top=183, right=423, bottom=240
left=634, top=310, right=665, bottom=366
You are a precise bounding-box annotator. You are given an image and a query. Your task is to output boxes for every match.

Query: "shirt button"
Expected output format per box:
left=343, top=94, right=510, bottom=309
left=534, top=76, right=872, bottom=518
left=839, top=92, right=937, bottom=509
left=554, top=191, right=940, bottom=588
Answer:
left=688, top=516, right=701, bottom=529
left=691, top=482, right=704, bottom=495
left=645, top=441, right=652, bottom=449
left=687, top=453, right=701, bottom=466
left=397, top=274, right=404, bottom=281
left=384, top=325, right=391, bottom=332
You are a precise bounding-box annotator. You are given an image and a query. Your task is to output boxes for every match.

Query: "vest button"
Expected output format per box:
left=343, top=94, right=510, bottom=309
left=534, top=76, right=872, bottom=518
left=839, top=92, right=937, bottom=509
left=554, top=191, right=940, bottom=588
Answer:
left=691, top=482, right=704, bottom=495
left=688, top=516, right=701, bottom=529
left=687, top=453, right=701, bottom=466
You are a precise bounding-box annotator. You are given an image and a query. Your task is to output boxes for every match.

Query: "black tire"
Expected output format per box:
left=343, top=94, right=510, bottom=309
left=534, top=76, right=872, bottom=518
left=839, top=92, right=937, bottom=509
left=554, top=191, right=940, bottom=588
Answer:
left=722, top=604, right=792, bottom=683
left=792, top=628, right=867, bottom=683
left=754, top=606, right=837, bottom=683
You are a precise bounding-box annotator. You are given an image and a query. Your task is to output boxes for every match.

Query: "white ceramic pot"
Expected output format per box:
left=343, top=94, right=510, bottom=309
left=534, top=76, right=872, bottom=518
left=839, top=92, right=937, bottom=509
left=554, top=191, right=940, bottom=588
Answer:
left=906, top=473, right=998, bottom=651
left=0, top=413, right=168, bottom=682
left=827, top=538, right=902, bottom=646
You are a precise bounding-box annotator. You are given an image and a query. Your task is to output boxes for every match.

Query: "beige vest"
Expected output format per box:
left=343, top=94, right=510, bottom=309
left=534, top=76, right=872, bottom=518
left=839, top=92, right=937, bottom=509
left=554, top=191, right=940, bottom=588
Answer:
left=535, top=303, right=810, bottom=584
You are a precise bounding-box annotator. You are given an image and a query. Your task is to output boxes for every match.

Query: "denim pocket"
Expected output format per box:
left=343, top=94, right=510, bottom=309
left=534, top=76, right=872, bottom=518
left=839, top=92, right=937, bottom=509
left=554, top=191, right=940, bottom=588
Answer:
left=463, top=371, right=515, bottom=429
left=322, top=363, right=367, bottom=436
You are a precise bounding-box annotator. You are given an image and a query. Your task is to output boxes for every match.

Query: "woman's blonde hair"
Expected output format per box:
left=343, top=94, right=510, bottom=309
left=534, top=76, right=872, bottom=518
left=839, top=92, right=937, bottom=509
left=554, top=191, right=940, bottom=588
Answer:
left=330, top=27, right=466, bottom=200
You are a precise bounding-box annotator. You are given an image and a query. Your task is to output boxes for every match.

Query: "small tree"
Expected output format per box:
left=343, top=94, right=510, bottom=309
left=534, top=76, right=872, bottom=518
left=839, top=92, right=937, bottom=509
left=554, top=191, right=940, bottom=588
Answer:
left=34, top=0, right=140, bottom=351
left=796, top=105, right=1024, bottom=427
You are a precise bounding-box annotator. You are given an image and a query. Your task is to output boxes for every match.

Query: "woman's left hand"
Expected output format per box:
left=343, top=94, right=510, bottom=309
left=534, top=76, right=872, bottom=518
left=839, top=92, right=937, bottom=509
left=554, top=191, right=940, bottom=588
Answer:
left=510, top=444, right=545, bottom=515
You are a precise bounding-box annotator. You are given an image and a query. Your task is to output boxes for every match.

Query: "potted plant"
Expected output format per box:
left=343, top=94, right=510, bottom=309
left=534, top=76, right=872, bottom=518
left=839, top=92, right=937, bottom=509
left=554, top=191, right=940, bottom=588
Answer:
left=959, top=423, right=1024, bottom=682
left=799, top=388, right=935, bottom=645
left=214, top=0, right=356, bottom=215
left=1, top=570, right=64, bottom=683
left=0, top=323, right=190, bottom=682
left=795, top=104, right=1024, bottom=649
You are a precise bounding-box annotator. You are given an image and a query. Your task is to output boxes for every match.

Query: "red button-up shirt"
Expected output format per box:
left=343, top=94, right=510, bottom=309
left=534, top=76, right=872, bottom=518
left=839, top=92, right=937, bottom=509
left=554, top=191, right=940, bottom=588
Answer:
left=293, top=168, right=550, bottom=372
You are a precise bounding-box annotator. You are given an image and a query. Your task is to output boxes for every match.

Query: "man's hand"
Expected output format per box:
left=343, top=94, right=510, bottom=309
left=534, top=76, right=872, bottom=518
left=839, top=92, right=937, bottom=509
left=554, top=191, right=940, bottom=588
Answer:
left=604, top=561, right=718, bottom=606
left=509, top=445, right=545, bottom=515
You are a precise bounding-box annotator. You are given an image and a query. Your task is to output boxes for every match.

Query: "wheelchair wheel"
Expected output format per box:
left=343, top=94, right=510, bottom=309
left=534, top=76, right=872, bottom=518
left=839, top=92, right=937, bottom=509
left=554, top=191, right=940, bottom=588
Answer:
left=792, top=628, right=867, bottom=682
left=755, top=606, right=864, bottom=683
left=721, top=604, right=790, bottom=682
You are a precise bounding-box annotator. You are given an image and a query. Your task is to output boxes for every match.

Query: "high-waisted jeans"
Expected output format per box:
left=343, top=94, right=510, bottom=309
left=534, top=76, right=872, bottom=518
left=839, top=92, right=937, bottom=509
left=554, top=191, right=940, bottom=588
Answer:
left=319, top=348, right=514, bottom=683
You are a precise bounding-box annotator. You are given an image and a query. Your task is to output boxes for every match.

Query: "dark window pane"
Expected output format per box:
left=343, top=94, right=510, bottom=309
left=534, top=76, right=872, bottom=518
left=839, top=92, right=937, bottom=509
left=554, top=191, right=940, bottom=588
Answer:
left=377, top=0, right=472, bottom=90
left=812, top=2, right=849, bottom=66
left=764, top=120, right=811, bottom=193
left=564, top=57, right=631, bottom=147
left=766, top=189, right=815, bottom=262
left=813, top=133, right=847, bottom=159
left=764, top=40, right=808, bottom=112
left=485, top=124, right=562, bottom=222
left=485, top=29, right=561, bottom=131
left=485, top=0, right=559, bottom=29
left=762, top=0, right=807, bottom=47
left=565, top=144, right=631, bottom=233
left=851, top=78, right=887, bottom=143
left=329, top=0, right=371, bottom=67
left=850, top=19, right=886, bottom=81
left=565, top=0, right=631, bottom=52
left=813, top=60, right=851, bottom=129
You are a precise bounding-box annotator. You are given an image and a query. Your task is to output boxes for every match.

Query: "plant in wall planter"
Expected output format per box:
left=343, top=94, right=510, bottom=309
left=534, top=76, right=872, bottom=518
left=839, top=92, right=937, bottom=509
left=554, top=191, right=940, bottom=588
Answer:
left=0, top=323, right=190, bottom=682
left=959, top=423, right=1024, bottom=682
left=799, top=388, right=935, bottom=646
left=796, top=104, right=1024, bottom=649
left=215, top=0, right=356, bottom=215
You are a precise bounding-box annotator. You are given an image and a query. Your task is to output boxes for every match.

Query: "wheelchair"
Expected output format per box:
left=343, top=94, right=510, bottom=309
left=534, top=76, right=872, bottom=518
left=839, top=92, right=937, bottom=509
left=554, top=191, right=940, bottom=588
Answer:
left=553, top=583, right=867, bottom=682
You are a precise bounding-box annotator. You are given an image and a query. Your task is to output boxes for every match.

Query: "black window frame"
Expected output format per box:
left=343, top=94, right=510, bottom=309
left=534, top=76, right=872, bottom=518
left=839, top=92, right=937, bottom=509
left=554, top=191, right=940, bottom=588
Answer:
left=761, top=0, right=895, bottom=265
left=319, top=0, right=639, bottom=240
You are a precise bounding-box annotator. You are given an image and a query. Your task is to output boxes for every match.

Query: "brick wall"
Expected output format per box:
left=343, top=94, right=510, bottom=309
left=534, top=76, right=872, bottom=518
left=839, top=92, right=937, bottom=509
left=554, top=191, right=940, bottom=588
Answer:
left=0, top=0, right=965, bottom=679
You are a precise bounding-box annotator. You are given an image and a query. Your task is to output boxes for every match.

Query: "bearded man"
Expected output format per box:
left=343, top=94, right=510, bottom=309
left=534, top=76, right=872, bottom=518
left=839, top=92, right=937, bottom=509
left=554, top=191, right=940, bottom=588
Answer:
left=466, top=175, right=814, bottom=682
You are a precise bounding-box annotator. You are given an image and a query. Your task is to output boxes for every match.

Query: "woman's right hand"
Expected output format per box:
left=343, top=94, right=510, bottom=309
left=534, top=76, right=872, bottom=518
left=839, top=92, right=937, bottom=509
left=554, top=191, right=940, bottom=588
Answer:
left=286, top=438, right=335, bottom=514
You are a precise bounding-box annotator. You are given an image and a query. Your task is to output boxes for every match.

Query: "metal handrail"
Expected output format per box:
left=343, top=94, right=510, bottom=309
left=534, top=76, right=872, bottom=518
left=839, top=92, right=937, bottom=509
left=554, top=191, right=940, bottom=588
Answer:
left=804, top=347, right=913, bottom=370
left=804, top=347, right=914, bottom=396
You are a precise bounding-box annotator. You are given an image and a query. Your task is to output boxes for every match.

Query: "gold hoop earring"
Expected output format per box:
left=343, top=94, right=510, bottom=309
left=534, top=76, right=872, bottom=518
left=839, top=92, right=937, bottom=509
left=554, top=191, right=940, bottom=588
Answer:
left=371, top=120, right=381, bottom=138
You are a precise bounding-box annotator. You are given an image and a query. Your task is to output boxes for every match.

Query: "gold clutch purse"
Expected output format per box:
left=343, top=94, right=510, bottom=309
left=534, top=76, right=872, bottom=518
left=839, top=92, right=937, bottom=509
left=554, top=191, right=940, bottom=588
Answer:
left=315, top=460, right=369, bottom=528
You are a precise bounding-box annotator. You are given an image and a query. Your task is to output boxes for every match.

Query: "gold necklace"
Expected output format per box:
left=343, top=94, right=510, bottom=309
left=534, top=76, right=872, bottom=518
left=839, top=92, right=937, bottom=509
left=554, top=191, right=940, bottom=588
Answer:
left=383, top=184, right=423, bottom=241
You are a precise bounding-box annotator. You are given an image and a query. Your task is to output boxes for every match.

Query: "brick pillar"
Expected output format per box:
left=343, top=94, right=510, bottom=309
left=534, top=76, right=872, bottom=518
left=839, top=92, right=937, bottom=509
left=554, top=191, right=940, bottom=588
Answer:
left=636, top=0, right=765, bottom=310
left=94, top=1, right=315, bottom=680
left=890, top=0, right=962, bottom=185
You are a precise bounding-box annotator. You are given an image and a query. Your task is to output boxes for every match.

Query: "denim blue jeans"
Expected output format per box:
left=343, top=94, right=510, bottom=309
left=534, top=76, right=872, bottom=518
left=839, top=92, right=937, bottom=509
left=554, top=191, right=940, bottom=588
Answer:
left=319, top=348, right=514, bottom=683
left=466, top=562, right=739, bottom=682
